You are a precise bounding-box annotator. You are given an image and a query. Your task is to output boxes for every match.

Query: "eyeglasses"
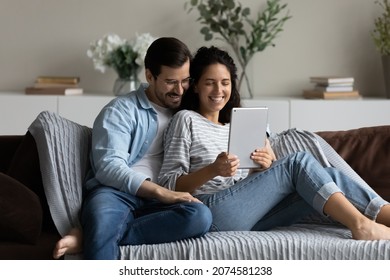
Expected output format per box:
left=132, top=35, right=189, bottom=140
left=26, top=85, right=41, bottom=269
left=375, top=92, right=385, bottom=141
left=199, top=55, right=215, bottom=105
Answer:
left=156, top=77, right=193, bottom=89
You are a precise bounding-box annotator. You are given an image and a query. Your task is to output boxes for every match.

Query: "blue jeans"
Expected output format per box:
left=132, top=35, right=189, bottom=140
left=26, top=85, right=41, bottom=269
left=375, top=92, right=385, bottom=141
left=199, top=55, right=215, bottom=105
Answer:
left=196, top=152, right=388, bottom=231
left=81, top=187, right=212, bottom=259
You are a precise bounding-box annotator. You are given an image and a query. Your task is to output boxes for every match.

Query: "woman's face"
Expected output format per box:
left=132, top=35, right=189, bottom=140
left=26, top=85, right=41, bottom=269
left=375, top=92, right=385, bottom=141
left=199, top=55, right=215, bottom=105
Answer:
left=195, top=63, right=231, bottom=117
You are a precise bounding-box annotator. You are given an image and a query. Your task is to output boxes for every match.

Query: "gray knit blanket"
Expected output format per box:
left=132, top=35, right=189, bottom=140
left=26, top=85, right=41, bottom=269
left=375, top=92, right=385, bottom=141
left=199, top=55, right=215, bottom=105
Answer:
left=28, top=111, right=91, bottom=237
left=268, top=128, right=330, bottom=167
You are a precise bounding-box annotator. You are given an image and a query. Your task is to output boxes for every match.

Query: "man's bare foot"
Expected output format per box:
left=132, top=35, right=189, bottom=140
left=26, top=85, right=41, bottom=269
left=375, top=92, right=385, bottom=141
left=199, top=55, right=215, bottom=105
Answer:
left=351, top=219, right=390, bottom=240
left=53, top=227, right=83, bottom=259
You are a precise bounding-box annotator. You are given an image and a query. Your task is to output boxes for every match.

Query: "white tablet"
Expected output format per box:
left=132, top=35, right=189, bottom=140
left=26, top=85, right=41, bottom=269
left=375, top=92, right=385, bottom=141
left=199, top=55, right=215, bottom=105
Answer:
left=228, top=107, right=269, bottom=168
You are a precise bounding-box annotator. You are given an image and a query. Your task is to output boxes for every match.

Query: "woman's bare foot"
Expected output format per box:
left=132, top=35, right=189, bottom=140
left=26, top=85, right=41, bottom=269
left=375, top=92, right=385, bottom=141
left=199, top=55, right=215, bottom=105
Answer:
left=53, top=227, right=83, bottom=259
left=351, top=218, right=390, bottom=240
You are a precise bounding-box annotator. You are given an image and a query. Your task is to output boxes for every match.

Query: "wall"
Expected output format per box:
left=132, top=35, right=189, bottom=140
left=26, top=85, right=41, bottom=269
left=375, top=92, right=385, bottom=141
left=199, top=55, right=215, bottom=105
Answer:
left=0, top=0, right=384, bottom=98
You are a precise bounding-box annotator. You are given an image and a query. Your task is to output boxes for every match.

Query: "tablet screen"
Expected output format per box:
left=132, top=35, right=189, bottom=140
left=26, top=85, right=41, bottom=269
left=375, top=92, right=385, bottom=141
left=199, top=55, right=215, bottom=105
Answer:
left=228, top=107, right=269, bottom=168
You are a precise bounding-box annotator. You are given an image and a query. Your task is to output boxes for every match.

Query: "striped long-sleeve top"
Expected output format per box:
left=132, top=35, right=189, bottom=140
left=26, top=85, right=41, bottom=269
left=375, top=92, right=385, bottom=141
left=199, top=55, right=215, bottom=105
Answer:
left=158, top=109, right=248, bottom=195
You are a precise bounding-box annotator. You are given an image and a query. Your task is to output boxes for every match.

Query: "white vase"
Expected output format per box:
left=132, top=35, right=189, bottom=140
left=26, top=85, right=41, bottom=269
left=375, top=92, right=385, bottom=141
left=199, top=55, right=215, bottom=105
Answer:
left=113, top=74, right=140, bottom=96
left=238, top=70, right=254, bottom=99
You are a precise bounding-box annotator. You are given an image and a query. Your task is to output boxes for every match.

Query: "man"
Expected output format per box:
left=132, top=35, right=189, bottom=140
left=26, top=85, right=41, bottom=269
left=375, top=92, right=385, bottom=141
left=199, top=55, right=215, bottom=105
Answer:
left=53, top=37, right=212, bottom=260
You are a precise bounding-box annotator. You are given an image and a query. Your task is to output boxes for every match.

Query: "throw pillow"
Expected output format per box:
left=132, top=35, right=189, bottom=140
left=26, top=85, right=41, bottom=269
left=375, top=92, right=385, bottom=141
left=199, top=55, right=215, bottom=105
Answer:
left=0, top=172, right=43, bottom=244
left=318, top=125, right=390, bottom=202
left=6, top=131, right=55, bottom=231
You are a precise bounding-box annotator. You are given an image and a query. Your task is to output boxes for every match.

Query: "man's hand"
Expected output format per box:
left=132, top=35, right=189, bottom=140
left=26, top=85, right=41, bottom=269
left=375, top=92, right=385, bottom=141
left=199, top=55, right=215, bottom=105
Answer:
left=156, top=188, right=202, bottom=204
left=136, top=180, right=202, bottom=204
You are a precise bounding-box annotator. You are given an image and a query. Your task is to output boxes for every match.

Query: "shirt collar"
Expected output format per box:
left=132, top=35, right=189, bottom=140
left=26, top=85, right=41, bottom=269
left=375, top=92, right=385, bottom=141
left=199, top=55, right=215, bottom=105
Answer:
left=135, top=83, right=154, bottom=110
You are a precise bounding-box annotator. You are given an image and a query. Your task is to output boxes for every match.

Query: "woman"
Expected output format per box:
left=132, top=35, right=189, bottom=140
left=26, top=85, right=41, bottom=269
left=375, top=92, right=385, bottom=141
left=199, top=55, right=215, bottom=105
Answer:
left=158, top=46, right=390, bottom=240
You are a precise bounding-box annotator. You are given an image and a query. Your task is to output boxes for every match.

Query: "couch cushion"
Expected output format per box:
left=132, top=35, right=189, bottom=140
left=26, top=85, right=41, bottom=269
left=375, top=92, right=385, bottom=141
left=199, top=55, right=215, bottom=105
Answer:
left=0, top=231, right=60, bottom=260
left=0, top=172, right=42, bottom=244
left=317, top=126, right=390, bottom=201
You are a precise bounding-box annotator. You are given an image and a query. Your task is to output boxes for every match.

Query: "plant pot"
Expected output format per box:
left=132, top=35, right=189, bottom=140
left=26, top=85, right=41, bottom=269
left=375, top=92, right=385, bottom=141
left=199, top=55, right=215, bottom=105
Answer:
left=381, top=55, right=390, bottom=99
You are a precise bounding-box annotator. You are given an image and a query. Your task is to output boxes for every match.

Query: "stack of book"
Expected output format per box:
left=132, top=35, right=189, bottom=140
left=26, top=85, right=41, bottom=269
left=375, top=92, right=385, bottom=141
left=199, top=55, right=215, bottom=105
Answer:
left=303, top=76, right=361, bottom=99
left=25, top=76, right=83, bottom=95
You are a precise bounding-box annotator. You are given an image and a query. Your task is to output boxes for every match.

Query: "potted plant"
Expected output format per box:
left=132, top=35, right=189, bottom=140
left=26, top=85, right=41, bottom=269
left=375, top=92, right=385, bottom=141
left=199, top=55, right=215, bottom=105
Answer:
left=372, top=0, right=390, bottom=98
left=185, top=0, right=291, bottom=98
left=87, top=33, right=156, bottom=96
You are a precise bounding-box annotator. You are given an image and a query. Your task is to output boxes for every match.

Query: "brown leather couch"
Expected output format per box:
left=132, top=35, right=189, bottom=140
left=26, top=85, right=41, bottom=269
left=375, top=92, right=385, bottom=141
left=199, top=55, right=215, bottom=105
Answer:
left=0, top=125, right=389, bottom=260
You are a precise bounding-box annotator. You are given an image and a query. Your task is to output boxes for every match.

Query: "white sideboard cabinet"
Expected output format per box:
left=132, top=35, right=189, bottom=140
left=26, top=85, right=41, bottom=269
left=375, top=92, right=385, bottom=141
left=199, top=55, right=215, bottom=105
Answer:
left=1, top=92, right=390, bottom=135
left=289, top=99, right=390, bottom=132
left=0, top=93, right=58, bottom=135
left=58, top=95, right=115, bottom=127
left=0, top=92, right=114, bottom=135
left=242, top=97, right=390, bottom=133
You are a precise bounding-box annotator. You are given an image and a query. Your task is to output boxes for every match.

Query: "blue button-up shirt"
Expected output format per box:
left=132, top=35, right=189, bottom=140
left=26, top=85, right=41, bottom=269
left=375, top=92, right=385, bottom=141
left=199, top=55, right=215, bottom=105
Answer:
left=85, top=84, right=159, bottom=195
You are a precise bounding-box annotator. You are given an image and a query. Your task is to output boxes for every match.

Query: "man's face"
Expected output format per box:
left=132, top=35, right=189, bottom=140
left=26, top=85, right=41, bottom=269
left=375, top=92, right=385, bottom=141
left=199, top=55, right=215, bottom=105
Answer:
left=146, top=59, right=190, bottom=109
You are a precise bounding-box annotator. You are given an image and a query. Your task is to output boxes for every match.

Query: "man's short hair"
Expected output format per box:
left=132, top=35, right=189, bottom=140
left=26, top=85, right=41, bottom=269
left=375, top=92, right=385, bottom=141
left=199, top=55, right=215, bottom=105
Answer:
left=144, top=37, right=192, bottom=77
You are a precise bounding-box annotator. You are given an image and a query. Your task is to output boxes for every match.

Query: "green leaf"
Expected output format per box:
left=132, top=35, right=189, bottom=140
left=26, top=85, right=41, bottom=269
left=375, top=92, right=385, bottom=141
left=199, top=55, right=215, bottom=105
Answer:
left=200, top=26, right=210, bottom=34
left=232, top=21, right=243, bottom=30
left=223, top=0, right=235, bottom=10
left=240, top=46, right=247, bottom=61
left=205, top=33, right=213, bottom=41
left=242, top=7, right=250, bottom=17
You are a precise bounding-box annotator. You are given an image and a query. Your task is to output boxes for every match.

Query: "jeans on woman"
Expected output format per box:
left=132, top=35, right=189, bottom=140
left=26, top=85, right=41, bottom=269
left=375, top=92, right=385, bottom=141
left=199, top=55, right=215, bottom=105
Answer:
left=81, top=186, right=212, bottom=259
left=196, top=151, right=388, bottom=232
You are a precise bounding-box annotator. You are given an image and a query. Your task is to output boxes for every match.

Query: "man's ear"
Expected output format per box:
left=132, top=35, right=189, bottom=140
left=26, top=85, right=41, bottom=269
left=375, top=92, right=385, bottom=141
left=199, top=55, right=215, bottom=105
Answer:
left=145, top=69, right=154, bottom=83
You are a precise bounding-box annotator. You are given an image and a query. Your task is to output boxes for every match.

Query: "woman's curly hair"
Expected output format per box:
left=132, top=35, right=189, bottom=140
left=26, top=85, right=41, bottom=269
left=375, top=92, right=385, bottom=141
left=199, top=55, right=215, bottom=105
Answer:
left=179, top=46, right=241, bottom=123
